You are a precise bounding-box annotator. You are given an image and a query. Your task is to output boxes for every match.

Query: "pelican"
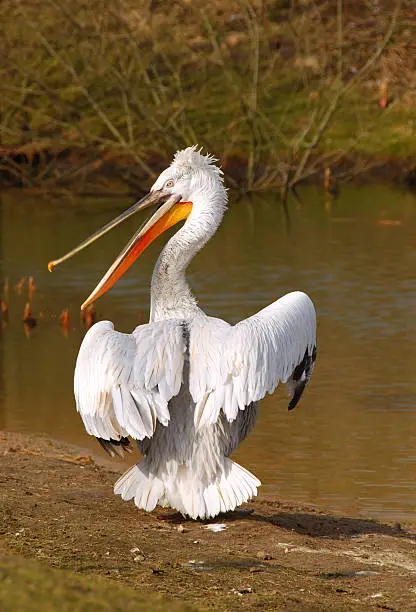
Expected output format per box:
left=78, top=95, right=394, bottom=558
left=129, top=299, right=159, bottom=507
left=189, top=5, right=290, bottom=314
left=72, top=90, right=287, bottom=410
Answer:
left=48, top=146, right=317, bottom=520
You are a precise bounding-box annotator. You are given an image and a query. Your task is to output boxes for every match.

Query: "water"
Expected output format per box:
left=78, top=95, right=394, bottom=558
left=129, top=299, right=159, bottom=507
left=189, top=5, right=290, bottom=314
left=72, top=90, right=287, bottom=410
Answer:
left=1, top=185, right=415, bottom=521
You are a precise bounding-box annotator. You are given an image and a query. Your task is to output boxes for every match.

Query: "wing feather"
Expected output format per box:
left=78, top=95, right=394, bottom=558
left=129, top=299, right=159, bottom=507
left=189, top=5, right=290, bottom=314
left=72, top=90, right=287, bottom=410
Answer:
left=190, top=291, right=316, bottom=426
left=74, top=320, right=186, bottom=442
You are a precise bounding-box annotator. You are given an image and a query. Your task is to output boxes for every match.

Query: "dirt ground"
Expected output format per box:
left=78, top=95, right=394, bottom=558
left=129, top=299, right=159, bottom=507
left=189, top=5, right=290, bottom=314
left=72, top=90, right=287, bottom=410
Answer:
left=1, top=432, right=415, bottom=611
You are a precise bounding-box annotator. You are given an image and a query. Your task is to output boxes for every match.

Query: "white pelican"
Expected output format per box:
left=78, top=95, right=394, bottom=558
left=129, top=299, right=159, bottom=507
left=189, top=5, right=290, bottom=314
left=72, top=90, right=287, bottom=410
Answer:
left=48, top=146, right=317, bottom=520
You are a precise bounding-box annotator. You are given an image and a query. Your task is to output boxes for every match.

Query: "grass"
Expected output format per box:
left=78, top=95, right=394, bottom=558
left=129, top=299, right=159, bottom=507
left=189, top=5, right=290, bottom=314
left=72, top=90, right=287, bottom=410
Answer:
left=0, top=552, right=196, bottom=612
left=0, top=0, right=414, bottom=193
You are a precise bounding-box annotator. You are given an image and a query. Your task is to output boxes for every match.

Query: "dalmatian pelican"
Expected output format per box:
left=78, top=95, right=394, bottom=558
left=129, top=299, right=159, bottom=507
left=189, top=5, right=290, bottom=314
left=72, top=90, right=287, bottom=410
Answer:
left=48, top=146, right=317, bottom=519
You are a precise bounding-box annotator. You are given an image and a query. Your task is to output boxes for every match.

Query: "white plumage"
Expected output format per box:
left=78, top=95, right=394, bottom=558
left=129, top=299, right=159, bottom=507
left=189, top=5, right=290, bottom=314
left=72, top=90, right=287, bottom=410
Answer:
left=72, top=146, right=317, bottom=519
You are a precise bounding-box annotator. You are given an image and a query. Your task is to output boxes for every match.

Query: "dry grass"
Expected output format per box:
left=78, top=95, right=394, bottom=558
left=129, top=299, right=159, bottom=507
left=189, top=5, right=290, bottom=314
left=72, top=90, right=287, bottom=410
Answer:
left=0, top=0, right=414, bottom=193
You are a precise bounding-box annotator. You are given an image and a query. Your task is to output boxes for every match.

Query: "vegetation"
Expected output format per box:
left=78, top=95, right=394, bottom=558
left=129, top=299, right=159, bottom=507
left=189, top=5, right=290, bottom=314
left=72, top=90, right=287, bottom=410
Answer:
left=0, top=0, right=414, bottom=194
left=0, top=553, right=195, bottom=611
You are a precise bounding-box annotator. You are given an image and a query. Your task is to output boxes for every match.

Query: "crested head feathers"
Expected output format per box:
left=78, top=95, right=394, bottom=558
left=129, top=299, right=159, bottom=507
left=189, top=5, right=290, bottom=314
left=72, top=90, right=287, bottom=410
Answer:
left=171, top=145, right=223, bottom=181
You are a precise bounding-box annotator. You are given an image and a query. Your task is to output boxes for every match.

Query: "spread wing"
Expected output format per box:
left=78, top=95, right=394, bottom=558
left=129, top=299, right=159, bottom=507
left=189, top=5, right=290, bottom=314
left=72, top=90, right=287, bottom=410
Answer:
left=74, top=320, right=186, bottom=446
left=190, top=291, right=317, bottom=427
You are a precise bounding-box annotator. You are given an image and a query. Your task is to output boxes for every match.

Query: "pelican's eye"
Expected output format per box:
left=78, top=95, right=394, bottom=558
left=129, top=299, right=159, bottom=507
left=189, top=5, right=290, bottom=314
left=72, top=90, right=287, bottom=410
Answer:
left=165, top=179, right=174, bottom=188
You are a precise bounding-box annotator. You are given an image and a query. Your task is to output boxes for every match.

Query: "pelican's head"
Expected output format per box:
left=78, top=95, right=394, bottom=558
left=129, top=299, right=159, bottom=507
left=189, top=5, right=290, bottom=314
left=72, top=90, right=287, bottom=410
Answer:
left=150, top=146, right=225, bottom=205
left=47, top=146, right=226, bottom=310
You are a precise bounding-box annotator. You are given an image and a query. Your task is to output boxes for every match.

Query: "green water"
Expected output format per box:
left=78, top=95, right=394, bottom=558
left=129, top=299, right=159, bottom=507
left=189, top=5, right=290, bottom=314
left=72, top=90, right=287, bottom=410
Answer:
left=0, top=185, right=415, bottom=520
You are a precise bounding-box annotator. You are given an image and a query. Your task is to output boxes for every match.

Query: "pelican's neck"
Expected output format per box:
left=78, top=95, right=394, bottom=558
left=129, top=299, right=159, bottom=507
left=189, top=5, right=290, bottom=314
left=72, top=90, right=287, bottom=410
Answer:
left=150, top=188, right=227, bottom=321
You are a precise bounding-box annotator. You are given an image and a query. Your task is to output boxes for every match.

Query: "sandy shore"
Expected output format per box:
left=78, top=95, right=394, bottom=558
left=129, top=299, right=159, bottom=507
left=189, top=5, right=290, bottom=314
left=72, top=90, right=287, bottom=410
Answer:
left=1, top=431, right=415, bottom=611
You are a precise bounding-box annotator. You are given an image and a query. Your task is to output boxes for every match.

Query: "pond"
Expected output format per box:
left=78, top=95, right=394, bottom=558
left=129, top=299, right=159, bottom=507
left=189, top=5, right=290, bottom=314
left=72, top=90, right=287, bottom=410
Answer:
left=0, top=184, right=415, bottom=521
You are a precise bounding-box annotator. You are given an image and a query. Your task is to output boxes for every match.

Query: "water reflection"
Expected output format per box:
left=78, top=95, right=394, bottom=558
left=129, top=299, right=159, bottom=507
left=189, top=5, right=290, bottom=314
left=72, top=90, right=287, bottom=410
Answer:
left=0, top=185, right=415, bottom=520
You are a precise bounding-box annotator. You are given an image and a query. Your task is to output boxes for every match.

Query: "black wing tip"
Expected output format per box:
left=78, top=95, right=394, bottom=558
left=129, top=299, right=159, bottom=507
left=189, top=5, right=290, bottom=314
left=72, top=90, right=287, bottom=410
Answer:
left=288, top=381, right=306, bottom=411
left=288, top=344, right=317, bottom=411
left=96, top=436, right=132, bottom=458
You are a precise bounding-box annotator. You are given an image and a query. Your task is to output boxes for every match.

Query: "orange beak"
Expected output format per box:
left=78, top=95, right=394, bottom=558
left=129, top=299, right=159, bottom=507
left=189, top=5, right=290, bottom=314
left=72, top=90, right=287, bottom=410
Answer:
left=80, top=196, right=192, bottom=310
left=47, top=189, right=193, bottom=311
left=48, top=190, right=170, bottom=272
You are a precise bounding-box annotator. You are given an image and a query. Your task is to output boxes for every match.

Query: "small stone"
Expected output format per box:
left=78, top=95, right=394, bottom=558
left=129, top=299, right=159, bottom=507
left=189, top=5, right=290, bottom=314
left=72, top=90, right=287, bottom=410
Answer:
left=230, top=586, right=254, bottom=596
left=239, top=586, right=254, bottom=595
left=256, top=551, right=272, bottom=560
left=177, top=524, right=188, bottom=533
left=130, top=547, right=145, bottom=562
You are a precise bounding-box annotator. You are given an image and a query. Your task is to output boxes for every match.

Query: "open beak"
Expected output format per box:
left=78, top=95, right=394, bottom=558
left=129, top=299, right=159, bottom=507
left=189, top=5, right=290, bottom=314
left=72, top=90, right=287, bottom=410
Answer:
left=47, top=190, right=193, bottom=311
left=48, top=190, right=170, bottom=272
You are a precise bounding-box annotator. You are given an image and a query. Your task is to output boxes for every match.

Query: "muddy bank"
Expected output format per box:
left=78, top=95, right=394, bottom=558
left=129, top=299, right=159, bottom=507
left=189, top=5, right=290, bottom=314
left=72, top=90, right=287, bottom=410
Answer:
left=1, top=432, right=415, bottom=611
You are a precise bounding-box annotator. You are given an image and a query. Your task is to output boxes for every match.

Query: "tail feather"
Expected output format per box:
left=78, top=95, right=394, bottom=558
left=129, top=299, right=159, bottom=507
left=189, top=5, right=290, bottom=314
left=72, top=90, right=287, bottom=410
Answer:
left=114, top=457, right=261, bottom=520
left=114, top=464, right=138, bottom=501
left=114, top=463, right=164, bottom=512
left=203, top=485, right=221, bottom=517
